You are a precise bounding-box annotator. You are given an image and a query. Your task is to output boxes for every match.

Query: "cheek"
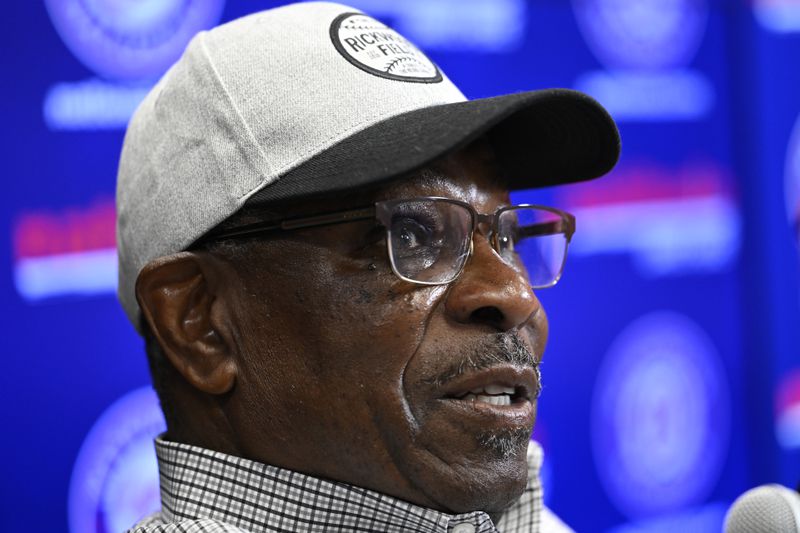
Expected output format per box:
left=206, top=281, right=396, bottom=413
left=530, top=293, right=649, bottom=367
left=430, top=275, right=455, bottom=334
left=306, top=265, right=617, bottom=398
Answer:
left=234, top=245, right=448, bottom=412
left=297, top=278, right=450, bottom=438
left=310, top=263, right=447, bottom=343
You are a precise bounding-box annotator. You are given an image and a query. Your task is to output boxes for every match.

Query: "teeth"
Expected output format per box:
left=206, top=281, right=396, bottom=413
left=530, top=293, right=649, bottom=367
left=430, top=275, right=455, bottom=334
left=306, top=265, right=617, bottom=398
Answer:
left=463, top=394, right=512, bottom=406
left=469, top=385, right=516, bottom=395
left=486, top=384, right=515, bottom=395
left=459, top=384, right=517, bottom=406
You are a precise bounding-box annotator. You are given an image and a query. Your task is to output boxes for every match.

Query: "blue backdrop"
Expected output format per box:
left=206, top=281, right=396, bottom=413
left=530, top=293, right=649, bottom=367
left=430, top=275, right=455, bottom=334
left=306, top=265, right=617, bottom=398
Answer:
left=1, top=1, right=798, bottom=532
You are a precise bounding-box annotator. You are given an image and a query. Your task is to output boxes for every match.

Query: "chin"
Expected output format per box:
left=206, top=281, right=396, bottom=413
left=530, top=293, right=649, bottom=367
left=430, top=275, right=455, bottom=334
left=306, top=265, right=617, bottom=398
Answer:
left=404, top=433, right=532, bottom=515
left=448, top=453, right=531, bottom=514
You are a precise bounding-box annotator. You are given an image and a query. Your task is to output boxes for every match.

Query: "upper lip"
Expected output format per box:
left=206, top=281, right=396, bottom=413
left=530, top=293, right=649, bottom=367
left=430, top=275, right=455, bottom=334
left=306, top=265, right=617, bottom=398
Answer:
left=437, top=365, right=537, bottom=402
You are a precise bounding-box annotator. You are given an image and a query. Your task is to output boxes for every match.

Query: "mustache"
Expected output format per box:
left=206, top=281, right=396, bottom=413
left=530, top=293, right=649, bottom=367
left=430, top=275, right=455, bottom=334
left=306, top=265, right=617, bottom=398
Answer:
left=423, top=332, right=541, bottom=390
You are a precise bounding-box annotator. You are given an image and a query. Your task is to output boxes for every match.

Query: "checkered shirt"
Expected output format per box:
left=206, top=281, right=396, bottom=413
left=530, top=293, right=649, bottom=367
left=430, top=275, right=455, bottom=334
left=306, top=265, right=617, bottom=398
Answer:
left=126, top=437, right=551, bottom=533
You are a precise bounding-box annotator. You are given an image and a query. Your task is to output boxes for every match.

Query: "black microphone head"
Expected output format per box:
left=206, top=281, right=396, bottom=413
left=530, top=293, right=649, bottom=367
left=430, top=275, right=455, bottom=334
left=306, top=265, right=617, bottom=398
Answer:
left=724, top=484, right=800, bottom=533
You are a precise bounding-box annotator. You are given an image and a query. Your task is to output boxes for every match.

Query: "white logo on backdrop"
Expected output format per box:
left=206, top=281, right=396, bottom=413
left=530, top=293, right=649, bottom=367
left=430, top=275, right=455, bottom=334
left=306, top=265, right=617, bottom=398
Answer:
left=68, top=387, right=165, bottom=533
left=591, top=312, right=730, bottom=518
left=340, top=0, right=526, bottom=52
left=573, top=0, right=708, bottom=70
left=572, top=0, right=713, bottom=121
left=43, top=0, right=224, bottom=130
left=753, top=0, right=800, bottom=33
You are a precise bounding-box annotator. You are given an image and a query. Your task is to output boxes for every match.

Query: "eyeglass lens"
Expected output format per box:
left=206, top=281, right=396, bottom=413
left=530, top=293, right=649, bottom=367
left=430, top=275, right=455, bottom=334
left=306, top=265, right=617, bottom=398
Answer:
left=386, top=199, right=472, bottom=284
left=497, top=207, right=569, bottom=289
left=385, top=199, right=569, bottom=288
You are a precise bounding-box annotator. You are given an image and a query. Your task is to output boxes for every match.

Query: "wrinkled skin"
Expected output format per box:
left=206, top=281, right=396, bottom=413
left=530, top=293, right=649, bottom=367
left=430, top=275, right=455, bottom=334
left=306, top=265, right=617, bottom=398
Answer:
left=136, top=142, right=549, bottom=518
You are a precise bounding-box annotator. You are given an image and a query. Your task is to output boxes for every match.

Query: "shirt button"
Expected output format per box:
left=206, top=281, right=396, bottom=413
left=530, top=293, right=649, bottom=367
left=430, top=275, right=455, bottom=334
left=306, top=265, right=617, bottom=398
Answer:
left=451, top=524, right=476, bottom=533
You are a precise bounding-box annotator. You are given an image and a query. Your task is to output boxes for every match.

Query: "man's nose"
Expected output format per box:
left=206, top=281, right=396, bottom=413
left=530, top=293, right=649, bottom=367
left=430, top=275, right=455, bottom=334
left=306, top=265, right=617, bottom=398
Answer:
left=444, top=235, right=540, bottom=331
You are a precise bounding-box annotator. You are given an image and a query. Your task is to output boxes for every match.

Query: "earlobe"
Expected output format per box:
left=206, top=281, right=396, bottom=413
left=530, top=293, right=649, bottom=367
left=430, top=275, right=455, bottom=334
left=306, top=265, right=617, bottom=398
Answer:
left=136, top=252, right=237, bottom=395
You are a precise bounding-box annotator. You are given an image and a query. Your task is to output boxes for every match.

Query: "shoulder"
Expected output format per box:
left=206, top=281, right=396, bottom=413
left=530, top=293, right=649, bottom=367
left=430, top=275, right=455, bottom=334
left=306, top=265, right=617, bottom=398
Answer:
left=127, top=513, right=251, bottom=533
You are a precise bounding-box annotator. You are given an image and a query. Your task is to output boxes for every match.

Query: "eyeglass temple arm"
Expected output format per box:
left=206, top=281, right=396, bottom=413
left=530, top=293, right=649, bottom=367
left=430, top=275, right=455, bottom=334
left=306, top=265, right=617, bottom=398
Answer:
left=201, top=206, right=377, bottom=242
left=280, top=207, right=376, bottom=230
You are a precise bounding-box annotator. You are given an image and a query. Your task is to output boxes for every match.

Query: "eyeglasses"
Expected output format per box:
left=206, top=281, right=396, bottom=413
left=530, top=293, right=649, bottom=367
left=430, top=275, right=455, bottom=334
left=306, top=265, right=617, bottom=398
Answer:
left=200, top=197, right=576, bottom=289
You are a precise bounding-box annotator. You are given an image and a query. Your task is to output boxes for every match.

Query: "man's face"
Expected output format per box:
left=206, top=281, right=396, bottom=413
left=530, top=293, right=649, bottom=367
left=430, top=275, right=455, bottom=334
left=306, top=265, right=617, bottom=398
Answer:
left=217, top=144, right=548, bottom=514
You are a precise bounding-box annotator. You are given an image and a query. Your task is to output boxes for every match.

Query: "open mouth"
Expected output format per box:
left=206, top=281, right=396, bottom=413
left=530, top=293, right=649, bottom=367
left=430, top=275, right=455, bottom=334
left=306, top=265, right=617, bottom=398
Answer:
left=453, top=384, right=527, bottom=406
left=438, top=365, right=538, bottom=410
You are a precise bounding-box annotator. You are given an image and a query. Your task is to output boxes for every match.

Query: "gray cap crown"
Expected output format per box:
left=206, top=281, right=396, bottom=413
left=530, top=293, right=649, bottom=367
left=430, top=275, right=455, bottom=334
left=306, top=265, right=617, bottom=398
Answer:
left=117, top=2, right=467, bottom=327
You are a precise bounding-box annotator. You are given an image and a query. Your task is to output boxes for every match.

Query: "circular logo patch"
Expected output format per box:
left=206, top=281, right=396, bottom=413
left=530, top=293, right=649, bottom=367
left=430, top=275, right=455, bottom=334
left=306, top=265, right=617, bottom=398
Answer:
left=44, top=0, right=225, bottom=81
left=591, top=311, right=730, bottom=519
left=330, top=13, right=442, bottom=83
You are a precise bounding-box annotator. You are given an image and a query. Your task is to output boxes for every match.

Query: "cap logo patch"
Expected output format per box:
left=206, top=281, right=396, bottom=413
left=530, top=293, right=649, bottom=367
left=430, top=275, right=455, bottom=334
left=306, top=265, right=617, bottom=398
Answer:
left=330, top=13, right=442, bottom=83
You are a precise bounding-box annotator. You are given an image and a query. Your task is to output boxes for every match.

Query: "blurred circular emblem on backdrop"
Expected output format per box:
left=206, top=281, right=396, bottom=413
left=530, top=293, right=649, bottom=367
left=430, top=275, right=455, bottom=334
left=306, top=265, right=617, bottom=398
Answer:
left=775, top=370, right=800, bottom=450
left=786, top=113, right=800, bottom=247
left=68, top=387, right=166, bottom=533
left=44, top=0, right=225, bottom=81
left=591, top=311, right=730, bottom=519
left=571, top=0, right=708, bottom=70
left=752, top=0, right=800, bottom=34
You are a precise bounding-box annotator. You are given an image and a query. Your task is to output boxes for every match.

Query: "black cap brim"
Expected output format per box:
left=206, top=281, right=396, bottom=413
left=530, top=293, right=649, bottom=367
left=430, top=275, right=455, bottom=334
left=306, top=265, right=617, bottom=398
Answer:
left=248, top=88, right=620, bottom=205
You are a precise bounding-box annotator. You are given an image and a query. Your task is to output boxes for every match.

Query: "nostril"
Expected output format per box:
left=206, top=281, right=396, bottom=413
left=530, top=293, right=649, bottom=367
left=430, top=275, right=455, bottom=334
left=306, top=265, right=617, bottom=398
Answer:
left=469, top=306, right=505, bottom=327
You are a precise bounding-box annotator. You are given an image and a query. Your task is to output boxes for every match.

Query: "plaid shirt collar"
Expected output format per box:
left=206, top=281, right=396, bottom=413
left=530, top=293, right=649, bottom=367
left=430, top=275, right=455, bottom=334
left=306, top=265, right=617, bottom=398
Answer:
left=147, top=437, right=543, bottom=533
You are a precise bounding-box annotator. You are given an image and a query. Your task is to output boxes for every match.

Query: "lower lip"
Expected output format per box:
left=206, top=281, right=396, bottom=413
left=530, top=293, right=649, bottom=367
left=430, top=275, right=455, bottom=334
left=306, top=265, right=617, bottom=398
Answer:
left=438, top=397, right=535, bottom=426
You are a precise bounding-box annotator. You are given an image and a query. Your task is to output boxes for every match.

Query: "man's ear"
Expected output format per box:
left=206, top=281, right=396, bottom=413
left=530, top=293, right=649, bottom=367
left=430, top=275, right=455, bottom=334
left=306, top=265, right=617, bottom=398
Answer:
left=135, top=252, right=237, bottom=395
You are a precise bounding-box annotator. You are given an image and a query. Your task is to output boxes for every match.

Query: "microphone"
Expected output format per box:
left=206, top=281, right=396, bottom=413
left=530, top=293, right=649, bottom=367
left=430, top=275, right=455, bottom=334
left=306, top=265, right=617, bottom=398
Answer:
left=724, top=484, right=800, bottom=532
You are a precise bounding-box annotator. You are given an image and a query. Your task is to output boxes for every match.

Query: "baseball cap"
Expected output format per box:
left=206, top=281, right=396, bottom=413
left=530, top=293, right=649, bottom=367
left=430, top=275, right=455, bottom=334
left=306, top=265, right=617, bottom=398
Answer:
left=116, top=1, right=620, bottom=329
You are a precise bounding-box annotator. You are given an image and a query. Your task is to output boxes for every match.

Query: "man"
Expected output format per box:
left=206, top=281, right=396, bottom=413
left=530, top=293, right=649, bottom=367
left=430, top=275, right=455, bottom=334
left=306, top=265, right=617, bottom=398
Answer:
left=117, top=2, right=620, bottom=532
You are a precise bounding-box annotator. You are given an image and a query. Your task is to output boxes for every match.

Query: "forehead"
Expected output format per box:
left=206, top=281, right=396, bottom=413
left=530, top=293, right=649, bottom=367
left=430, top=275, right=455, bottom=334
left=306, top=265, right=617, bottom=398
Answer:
left=227, top=139, right=510, bottom=227
left=377, top=143, right=509, bottom=205
left=317, top=139, right=510, bottom=213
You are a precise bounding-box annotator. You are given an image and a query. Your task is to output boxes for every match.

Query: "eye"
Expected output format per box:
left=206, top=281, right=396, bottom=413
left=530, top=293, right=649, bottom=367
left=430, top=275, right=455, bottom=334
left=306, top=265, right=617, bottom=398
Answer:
left=393, top=216, right=435, bottom=250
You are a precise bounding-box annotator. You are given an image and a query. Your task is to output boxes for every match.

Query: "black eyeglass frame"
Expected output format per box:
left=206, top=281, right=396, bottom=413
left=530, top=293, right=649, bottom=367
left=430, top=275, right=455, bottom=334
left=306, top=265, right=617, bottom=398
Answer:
left=197, top=197, right=576, bottom=288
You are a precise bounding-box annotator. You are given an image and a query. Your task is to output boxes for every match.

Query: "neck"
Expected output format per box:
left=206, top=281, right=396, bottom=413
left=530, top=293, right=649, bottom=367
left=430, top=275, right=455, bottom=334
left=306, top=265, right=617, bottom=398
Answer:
left=166, top=391, right=242, bottom=456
